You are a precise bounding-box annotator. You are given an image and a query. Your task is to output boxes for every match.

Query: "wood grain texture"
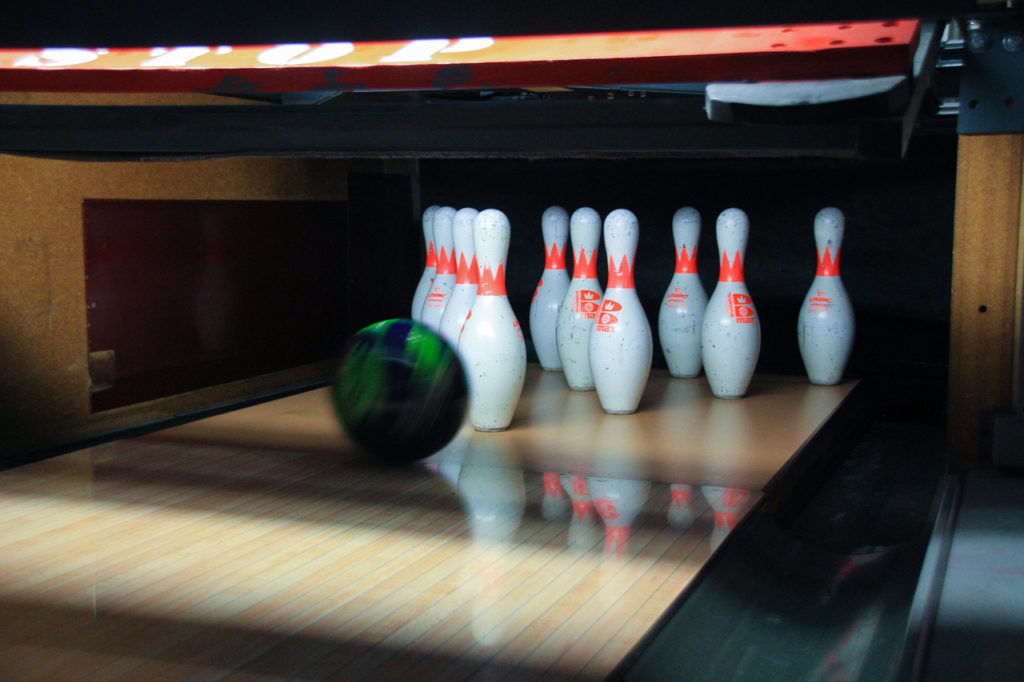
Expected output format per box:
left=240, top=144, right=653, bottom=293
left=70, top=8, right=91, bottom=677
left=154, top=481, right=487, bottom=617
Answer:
left=153, top=366, right=856, bottom=491
left=0, top=155, right=351, bottom=461
left=949, top=134, right=1024, bottom=469
left=0, top=434, right=751, bottom=680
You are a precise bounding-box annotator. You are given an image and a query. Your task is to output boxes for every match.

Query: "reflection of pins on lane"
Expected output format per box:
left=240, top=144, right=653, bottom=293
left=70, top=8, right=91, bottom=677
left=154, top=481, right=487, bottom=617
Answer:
left=659, top=207, right=708, bottom=379
left=798, top=207, right=855, bottom=385
left=589, top=209, right=653, bottom=414
left=420, top=206, right=457, bottom=331
left=556, top=207, right=603, bottom=391
left=411, top=205, right=440, bottom=322
left=587, top=475, right=651, bottom=558
left=438, top=207, right=480, bottom=351
left=561, top=473, right=602, bottom=553
left=422, top=437, right=467, bottom=492
left=702, top=208, right=761, bottom=399
left=541, top=472, right=570, bottom=520
left=667, top=483, right=697, bottom=528
left=529, top=206, right=570, bottom=371
left=458, top=209, right=527, bottom=431
left=456, top=436, right=524, bottom=648
left=457, top=439, right=526, bottom=545
left=701, top=486, right=751, bottom=550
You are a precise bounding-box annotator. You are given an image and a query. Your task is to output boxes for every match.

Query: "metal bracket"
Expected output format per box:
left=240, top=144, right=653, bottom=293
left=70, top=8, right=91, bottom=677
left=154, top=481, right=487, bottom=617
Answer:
left=958, top=13, right=1024, bottom=133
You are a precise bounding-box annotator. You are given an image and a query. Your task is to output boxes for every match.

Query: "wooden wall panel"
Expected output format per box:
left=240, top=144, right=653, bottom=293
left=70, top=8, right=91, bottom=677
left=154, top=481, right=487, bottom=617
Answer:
left=0, top=155, right=352, bottom=462
left=949, top=134, right=1024, bottom=469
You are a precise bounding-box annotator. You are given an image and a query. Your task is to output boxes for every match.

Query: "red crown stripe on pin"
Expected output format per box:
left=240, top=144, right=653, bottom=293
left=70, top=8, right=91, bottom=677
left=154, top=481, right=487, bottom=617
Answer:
left=816, top=246, right=841, bottom=277
left=455, top=252, right=472, bottom=284
left=719, top=251, right=745, bottom=282
left=425, top=241, right=437, bottom=268
left=544, top=242, right=568, bottom=270
left=573, top=248, right=599, bottom=279
left=468, top=254, right=480, bottom=285
left=477, top=264, right=507, bottom=296
left=675, top=245, right=698, bottom=274
left=435, top=245, right=457, bottom=275
left=607, top=254, right=635, bottom=289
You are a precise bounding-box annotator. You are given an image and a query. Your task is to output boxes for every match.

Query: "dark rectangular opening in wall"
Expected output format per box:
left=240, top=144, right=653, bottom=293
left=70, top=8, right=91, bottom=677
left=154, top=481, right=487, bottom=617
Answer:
left=84, top=199, right=348, bottom=411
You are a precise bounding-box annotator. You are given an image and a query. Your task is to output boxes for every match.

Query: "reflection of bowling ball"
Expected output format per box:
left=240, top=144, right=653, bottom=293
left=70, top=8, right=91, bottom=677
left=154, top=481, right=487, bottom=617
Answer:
left=331, top=319, right=467, bottom=465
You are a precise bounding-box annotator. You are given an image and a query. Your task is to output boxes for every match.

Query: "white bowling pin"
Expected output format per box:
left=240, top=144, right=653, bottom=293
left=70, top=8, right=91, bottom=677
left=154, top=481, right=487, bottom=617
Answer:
left=702, top=208, right=760, bottom=398
left=411, top=205, right=439, bottom=321
left=556, top=208, right=603, bottom=391
left=420, top=206, right=457, bottom=331
left=529, top=206, right=570, bottom=371
left=438, top=207, right=479, bottom=351
left=587, top=475, right=651, bottom=558
left=458, top=209, right=527, bottom=431
left=589, top=209, right=653, bottom=414
left=561, top=473, right=603, bottom=553
left=659, top=207, right=708, bottom=378
left=541, top=472, right=571, bottom=520
left=667, top=483, right=697, bottom=528
left=798, top=207, right=855, bottom=385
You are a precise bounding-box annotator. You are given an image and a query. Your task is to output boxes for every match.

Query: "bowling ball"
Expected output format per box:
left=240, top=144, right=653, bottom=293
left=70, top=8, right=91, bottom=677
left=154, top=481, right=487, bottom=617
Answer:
left=331, top=319, right=468, bottom=465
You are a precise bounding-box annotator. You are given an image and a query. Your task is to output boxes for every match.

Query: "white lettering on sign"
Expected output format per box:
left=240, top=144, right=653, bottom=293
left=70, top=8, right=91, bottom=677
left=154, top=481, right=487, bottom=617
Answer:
left=141, top=47, right=211, bottom=68
left=439, top=37, right=495, bottom=54
left=379, top=39, right=451, bottom=63
left=13, top=48, right=99, bottom=68
left=257, top=42, right=355, bottom=66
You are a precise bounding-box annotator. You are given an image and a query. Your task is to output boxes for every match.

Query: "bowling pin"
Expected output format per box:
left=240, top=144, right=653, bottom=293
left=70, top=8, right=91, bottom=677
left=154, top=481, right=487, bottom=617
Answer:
left=529, top=206, right=570, bottom=371
left=589, top=209, right=653, bottom=414
left=438, top=207, right=479, bottom=351
left=658, top=207, right=708, bottom=378
left=702, top=208, right=760, bottom=398
left=556, top=208, right=603, bottom=391
left=420, top=206, right=457, bottom=331
left=411, top=205, right=440, bottom=321
left=587, top=475, right=651, bottom=558
left=459, top=209, right=527, bottom=431
left=561, top=473, right=603, bottom=553
left=798, top=207, right=855, bottom=385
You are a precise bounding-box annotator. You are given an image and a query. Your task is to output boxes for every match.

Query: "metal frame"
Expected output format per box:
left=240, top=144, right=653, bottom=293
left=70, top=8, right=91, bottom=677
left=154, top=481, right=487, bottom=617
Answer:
left=958, top=12, right=1024, bottom=134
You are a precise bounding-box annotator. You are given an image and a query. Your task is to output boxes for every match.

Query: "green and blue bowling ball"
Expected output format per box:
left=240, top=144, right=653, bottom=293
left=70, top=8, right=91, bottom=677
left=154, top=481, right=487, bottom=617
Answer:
left=331, top=319, right=467, bottom=465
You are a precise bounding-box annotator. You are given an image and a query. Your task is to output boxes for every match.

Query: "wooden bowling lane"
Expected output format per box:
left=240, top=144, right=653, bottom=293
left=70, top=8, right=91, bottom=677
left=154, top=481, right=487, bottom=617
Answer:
left=152, top=364, right=856, bottom=490
left=0, top=435, right=758, bottom=680
left=0, top=366, right=853, bottom=679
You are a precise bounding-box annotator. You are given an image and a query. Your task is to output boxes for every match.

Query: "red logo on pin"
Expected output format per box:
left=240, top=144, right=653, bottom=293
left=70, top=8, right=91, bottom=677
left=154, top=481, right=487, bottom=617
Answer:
left=575, top=289, right=601, bottom=318
left=426, top=287, right=446, bottom=308
left=595, top=299, right=621, bottom=331
left=727, top=292, right=754, bottom=324
left=666, top=287, right=688, bottom=308
left=808, top=290, right=831, bottom=312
